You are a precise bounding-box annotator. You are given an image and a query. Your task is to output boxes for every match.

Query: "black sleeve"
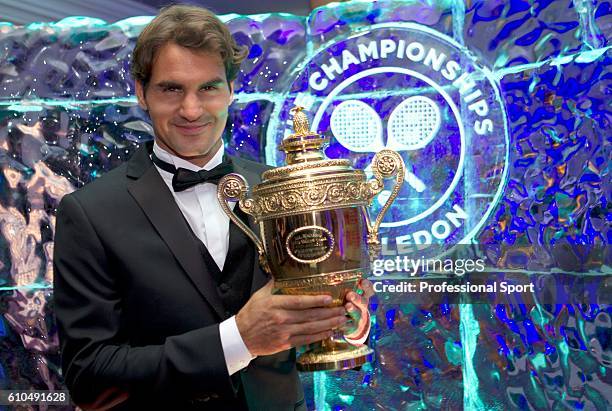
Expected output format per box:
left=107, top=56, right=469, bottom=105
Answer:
left=53, top=194, right=235, bottom=407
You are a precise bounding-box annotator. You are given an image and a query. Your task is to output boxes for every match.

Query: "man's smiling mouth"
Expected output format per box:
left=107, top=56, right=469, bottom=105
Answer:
left=174, top=122, right=212, bottom=134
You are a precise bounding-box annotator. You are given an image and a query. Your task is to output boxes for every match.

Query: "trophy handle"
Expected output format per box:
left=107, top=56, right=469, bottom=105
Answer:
left=365, top=150, right=405, bottom=247
left=217, top=173, right=270, bottom=274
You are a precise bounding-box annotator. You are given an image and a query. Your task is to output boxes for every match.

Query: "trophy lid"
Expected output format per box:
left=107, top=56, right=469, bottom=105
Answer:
left=279, top=106, right=328, bottom=164
left=261, top=106, right=352, bottom=182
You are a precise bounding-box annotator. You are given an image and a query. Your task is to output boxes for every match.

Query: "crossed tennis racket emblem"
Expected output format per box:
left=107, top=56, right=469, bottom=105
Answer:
left=329, top=96, right=441, bottom=193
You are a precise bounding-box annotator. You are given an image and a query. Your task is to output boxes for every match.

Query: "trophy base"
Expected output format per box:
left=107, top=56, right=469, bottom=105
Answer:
left=296, top=341, right=374, bottom=372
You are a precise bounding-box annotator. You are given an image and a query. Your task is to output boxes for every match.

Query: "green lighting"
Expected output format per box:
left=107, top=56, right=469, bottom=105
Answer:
left=6, top=104, right=43, bottom=112
left=338, top=394, right=355, bottom=405
left=531, top=353, right=546, bottom=371
left=54, top=16, right=107, bottom=29
left=0, top=283, right=51, bottom=291
left=445, top=339, right=462, bottom=366
left=460, top=304, right=485, bottom=410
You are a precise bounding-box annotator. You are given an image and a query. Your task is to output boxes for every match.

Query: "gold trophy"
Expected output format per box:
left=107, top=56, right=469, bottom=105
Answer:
left=217, top=106, right=404, bottom=371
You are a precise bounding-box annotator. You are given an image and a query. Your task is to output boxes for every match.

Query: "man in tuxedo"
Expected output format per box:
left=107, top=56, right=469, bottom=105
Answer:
left=53, top=5, right=372, bottom=411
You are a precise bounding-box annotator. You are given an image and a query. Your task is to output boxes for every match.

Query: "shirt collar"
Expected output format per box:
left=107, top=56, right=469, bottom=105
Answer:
left=152, top=140, right=225, bottom=173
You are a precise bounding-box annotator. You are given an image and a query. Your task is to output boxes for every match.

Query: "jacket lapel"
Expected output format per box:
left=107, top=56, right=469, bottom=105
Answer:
left=126, top=142, right=227, bottom=319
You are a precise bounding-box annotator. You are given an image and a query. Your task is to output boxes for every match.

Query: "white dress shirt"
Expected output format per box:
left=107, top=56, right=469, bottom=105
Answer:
left=152, top=141, right=370, bottom=375
left=152, top=141, right=254, bottom=376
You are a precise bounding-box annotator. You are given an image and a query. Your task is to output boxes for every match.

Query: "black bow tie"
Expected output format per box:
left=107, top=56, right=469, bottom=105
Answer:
left=151, top=152, right=234, bottom=192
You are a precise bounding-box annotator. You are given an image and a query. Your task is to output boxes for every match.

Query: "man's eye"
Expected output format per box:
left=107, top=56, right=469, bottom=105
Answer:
left=201, top=85, right=217, bottom=91
left=162, top=87, right=181, bottom=93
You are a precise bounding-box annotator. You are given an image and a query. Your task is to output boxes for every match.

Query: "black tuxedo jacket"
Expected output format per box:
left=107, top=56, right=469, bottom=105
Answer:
left=53, top=142, right=305, bottom=410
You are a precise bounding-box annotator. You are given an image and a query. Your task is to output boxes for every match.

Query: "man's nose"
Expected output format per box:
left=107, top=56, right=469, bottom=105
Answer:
left=179, top=93, right=205, bottom=121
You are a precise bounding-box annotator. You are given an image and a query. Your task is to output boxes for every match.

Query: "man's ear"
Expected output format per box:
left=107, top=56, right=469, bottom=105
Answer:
left=135, top=80, right=148, bottom=111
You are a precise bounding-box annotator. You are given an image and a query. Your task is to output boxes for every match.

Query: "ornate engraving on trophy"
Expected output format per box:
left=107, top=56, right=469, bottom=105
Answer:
left=286, top=225, right=335, bottom=264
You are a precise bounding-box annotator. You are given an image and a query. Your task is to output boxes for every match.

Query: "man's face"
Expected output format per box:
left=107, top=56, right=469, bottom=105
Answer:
left=135, top=42, right=234, bottom=162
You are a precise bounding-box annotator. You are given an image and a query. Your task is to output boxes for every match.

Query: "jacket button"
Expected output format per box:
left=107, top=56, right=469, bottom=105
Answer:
left=219, top=283, right=230, bottom=293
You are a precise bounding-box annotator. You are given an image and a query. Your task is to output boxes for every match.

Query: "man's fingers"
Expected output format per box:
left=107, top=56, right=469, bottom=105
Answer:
left=288, top=315, right=347, bottom=336
left=346, top=291, right=366, bottom=306
left=360, top=279, right=375, bottom=298
left=274, top=294, right=332, bottom=310
left=344, top=302, right=358, bottom=314
left=346, top=279, right=375, bottom=305
left=278, top=307, right=346, bottom=324
left=344, top=302, right=362, bottom=322
left=290, top=330, right=334, bottom=348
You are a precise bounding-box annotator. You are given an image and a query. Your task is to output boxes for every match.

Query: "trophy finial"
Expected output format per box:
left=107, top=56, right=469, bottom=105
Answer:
left=290, top=106, right=311, bottom=136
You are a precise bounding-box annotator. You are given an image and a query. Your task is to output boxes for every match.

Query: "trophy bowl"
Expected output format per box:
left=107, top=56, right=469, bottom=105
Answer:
left=218, top=106, right=404, bottom=371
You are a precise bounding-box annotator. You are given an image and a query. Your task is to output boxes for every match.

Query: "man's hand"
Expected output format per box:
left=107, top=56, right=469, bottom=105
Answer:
left=236, top=281, right=349, bottom=356
left=343, top=279, right=375, bottom=341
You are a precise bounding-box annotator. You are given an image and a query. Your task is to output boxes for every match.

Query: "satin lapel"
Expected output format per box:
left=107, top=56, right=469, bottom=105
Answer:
left=229, top=158, right=270, bottom=294
left=127, top=164, right=226, bottom=319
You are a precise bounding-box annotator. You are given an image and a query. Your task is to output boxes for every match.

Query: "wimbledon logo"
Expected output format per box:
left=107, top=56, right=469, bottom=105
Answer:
left=270, top=24, right=509, bottom=252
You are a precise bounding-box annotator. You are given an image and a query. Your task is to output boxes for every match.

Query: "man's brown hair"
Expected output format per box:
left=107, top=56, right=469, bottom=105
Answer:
left=131, top=5, right=247, bottom=88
